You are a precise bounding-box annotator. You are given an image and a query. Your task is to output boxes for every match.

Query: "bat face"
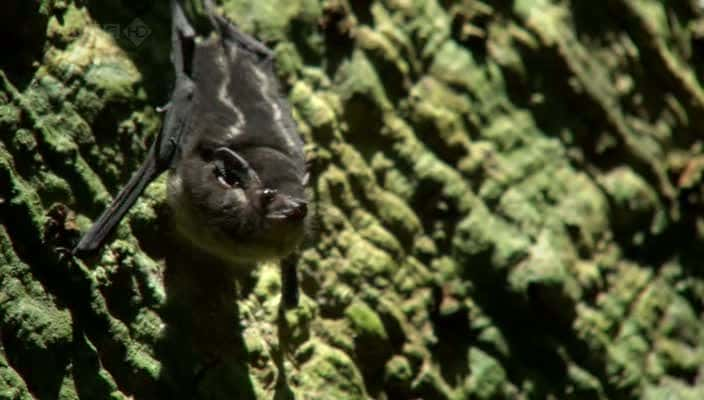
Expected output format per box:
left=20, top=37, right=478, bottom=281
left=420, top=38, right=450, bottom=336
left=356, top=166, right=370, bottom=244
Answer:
left=166, top=29, right=308, bottom=265
left=168, top=145, right=307, bottom=264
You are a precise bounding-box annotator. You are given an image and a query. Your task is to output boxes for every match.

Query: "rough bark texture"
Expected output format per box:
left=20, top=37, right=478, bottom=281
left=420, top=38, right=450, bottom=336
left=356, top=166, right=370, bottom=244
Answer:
left=2, top=0, right=704, bottom=399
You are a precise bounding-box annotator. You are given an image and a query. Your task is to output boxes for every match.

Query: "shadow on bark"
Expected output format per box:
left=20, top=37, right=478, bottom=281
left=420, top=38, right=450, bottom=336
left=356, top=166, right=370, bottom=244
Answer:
left=155, top=238, right=258, bottom=399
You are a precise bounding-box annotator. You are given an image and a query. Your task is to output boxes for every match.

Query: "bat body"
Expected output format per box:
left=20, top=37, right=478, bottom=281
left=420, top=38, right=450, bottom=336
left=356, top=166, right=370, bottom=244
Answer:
left=74, top=1, right=308, bottom=303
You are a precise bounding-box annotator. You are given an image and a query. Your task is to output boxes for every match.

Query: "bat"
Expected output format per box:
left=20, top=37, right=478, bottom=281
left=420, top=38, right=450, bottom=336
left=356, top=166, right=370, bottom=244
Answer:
left=74, top=0, right=308, bottom=307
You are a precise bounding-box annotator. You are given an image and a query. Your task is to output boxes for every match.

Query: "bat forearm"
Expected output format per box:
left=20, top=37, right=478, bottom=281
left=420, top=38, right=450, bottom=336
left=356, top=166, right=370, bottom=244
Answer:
left=73, top=142, right=163, bottom=255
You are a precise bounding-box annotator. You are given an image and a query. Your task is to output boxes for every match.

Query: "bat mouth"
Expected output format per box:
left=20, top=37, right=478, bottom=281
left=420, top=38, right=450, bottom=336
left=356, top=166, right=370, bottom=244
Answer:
left=265, top=200, right=308, bottom=222
left=258, top=188, right=307, bottom=222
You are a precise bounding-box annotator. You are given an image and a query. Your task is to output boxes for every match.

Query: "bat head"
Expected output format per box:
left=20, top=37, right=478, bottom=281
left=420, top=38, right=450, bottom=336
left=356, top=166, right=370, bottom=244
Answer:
left=168, top=145, right=308, bottom=265
left=211, top=147, right=307, bottom=222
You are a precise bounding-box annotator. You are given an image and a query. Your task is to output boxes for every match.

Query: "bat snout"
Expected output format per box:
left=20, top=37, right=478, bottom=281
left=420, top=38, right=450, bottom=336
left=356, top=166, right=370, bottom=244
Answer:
left=281, top=200, right=307, bottom=221
left=264, top=194, right=308, bottom=222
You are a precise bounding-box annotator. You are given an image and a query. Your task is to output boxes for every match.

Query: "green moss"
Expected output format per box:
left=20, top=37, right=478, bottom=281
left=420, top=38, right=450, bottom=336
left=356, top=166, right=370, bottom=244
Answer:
left=602, top=167, right=658, bottom=207
left=0, top=104, right=21, bottom=131
left=464, top=347, right=507, bottom=400
left=290, top=82, right=337, bottom=135
left=601, top=167, right=662, bottom=240
left=508, top=230, right=568, bottom=294
left=410, top=77, right=472, bottom=117
left=345, top=237, right=396, bottom=279
left=0, top=146, right=46, bottom=239
left=58, top=372, right=79, bottom=400
left=0, top=351, right=32, bottom=400
left=384, top=355, right=412, bottom=382
left=38, top=171, right=73, bottom=204
left=656, top=338, right=702, bottom=374
left=46, top=4, right=88, bottom=45
left=127, top=175, right=166, bottom=235
left=351, top=210, right=404, bottom=258
left=283, top=296, right=317, bottom=345
left=607, top=329, right=649, bottom=391
left=84, top=61, right=140, bottom=102
left=221, top=0, right=321, bottom=41
left=318, top=319, right=355, bottom=354
left=318, top=165, right=359, bottom=211
left=412, top=366, right=456, bottom=400
left=125, top=348, right=161, bottom=381
left=453, top=202, right=530, bottom=272
left=566, top=364, right=605, bottom=399
left=384, top=355, right=413, bottom=394
left=296, top=342, right=368, bottom=400
left=476, top=325, right=510, bottom=359
left=345, top=301, right=388, bottom=343
left=370, top=189, right=421, bottom=243
left=252, top=262, right=282, bottom=301
left=0, top=227, right=75, bottom=398
left=337, top=50, right=392, bottom=111
left=643, top=378, right=704, bottom=400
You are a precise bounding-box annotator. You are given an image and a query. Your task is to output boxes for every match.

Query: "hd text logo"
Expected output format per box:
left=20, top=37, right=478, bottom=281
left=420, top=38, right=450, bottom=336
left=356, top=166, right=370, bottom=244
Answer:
left=103, top=18, right=152, bottom=47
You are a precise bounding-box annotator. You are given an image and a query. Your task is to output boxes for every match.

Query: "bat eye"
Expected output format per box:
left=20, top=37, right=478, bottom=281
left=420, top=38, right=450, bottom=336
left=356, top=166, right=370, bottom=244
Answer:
left=260, top=188, right=277, bottom=204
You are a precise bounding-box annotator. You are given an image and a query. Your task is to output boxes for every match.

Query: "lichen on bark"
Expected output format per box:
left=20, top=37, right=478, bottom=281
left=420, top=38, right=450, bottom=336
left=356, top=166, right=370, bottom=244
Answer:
left=2, top=0, right=704, bottom=399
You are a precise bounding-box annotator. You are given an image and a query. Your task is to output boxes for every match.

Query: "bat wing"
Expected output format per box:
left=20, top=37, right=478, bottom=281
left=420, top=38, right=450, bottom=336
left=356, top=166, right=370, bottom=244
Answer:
left=72, top=142, right=162, bottom=254
left=73, top=1, right=197, bottom=255
left=157, top=0, right=197, bottom=165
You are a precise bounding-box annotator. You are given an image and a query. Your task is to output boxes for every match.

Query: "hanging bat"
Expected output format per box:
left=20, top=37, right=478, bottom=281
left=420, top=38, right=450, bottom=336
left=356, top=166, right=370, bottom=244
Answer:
left=73, top=0, right=308, bottom=307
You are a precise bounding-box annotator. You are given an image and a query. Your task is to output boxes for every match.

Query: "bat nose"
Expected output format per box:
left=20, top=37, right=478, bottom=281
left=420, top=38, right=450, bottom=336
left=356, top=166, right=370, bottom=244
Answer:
left=282, top=200, right=307, bottom=221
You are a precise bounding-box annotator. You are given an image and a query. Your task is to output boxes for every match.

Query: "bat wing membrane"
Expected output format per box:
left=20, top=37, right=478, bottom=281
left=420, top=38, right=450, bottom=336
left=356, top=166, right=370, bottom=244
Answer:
left=73, top=142, right=162, bottom=254
left=73, top=0, right=197, bottom=255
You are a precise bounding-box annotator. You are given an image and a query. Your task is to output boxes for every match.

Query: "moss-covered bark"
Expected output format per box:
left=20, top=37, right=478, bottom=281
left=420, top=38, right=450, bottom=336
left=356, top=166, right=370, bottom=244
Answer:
left=2, top=0, right=704, bottom=399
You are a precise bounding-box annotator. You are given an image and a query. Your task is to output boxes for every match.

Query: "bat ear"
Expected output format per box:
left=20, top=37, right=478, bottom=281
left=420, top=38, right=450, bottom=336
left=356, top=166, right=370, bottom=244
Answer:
left=213, top=147, right=261, bottom=187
